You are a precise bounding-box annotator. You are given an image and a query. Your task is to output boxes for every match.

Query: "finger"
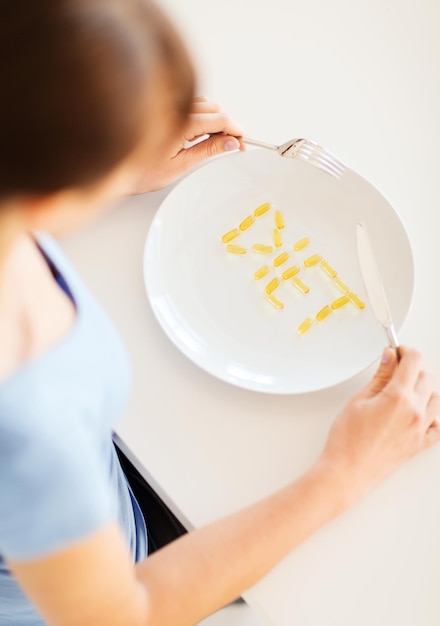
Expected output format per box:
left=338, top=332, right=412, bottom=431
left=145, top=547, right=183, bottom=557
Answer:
left=414, top=391, right=440, bottom=452
left=414, top=370, right=436, bottom=409
left=174, top=134, right=240, bottom=171
left=423, top=393, right=440, bottom=448
left=425, top=391, right=440, bottom=427
left=424, top=422, right=440, bottom=448
left=363, top=347, right=398, bottom=397
left=184, top=133, right=209, bottom=144
left=191, top=99, right=223, bottom=115
left=184, top=113, right=245, bottom=142
left=392, top=346, right=423, bottom=389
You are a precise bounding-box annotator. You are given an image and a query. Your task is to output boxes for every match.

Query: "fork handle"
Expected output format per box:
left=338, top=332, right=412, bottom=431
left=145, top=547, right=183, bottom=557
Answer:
left=242, top=137, right=279, bottom=151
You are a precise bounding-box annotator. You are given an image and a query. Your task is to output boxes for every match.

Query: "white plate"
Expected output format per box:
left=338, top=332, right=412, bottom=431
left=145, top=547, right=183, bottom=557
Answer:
left=144, top=149, right=413, bottom=394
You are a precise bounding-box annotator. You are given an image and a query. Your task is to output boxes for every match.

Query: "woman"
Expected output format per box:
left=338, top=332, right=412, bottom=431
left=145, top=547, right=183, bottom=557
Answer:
left=0, top=1, right=439, bottom=625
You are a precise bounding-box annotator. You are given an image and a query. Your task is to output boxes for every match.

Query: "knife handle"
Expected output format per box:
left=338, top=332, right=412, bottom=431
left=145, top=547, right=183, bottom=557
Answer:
left=386, top=324, right=401, bottom=362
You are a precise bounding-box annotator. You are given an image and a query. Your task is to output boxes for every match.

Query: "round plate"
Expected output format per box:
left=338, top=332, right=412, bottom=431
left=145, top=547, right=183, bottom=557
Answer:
left=144, top=149, right=413, bottom=394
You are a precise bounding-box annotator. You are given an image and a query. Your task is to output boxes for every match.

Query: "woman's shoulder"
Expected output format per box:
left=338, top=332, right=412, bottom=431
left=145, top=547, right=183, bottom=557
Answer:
left=0, top=232, right=131, bottom=431
left=0, top=233, right=76, bottom=383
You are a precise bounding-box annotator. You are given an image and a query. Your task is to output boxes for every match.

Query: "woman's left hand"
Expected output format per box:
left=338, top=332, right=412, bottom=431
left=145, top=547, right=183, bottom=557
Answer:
left=130, top=97, right=245, bottom=194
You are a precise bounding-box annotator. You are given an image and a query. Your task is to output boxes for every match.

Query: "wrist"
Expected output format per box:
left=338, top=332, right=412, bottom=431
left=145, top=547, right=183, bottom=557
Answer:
left=307, top=456, right=367, bottom=516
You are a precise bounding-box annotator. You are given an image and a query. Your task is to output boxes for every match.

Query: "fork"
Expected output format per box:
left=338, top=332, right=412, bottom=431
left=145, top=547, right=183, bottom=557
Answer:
left=241, top=137, right=346, bottom=179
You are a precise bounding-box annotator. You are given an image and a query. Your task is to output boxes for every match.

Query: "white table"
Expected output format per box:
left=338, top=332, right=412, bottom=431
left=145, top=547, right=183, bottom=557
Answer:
left=62, top=1, right=440, bottom=624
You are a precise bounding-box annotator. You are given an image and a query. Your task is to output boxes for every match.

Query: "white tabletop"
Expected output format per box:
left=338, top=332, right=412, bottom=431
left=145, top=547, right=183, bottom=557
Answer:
left=62, top=1, right=440, bottom=624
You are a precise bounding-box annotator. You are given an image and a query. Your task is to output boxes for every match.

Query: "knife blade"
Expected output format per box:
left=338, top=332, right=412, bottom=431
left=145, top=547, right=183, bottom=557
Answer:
left=356, top=222, right=401, bottom=359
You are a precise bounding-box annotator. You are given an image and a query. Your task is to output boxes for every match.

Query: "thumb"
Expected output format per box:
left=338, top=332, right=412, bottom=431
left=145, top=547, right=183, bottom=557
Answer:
left=364, top=347, right=398, bottom=397
left=179, top=134, right=240, bottom=168
left=424, top=419, right=440, bottom=450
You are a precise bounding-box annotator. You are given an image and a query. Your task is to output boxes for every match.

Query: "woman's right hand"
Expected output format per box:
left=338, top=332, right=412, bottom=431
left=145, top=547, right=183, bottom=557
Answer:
left=318, top=346, right=440, bottom=503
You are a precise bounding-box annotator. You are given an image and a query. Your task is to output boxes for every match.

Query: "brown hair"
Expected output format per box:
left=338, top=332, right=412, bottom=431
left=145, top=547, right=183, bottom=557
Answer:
left=0, top=0, right=195, bottom=197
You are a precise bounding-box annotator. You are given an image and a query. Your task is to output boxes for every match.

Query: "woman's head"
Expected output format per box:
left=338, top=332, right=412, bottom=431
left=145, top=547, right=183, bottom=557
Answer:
left=0, top=0, right=195, bottom=200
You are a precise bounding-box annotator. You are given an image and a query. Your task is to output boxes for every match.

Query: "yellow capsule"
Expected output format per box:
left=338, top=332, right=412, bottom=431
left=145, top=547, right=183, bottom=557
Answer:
left=273, top=252, right=289, bottom=267
left=331, top=294, right=350, bottom=309
left=282, top=265, right=300, bottom=280
left=253, top=265, right=270, bottom=281
left=226, top=244, right=247, bottom=254
left=265, top=277, right=280, bottom=294
left=297, top=317, right=313, bottom=335
left=333, top=277, right=350, bottom=294
left=349, top=292, right=366, bottom=309
left=267, top=294, right=285, bottom=310
left=304, top=254, right=322, bottom=267
left=222, top=228, right=240, bottom=243
left=254, top=202, right=271, bottom=217
left=239, top=215, right=255, bottom=231
left=273, top=229, right=282, bottom=247
left=316, top=305, right=332, bottom=322
left=275, top=210, right=285, bottom=230
left=321, top=260, right=337, bottom=277
left=252, top=243, right=273, bottom=254
left=293, top=237, right=310, bottom=252
left=292, top=277, right=310, bottom=294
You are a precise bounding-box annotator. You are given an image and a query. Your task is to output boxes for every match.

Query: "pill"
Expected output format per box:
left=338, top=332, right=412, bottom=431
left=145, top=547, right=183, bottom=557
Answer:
left=253, top=265, right=270, bottom=280
left=239, top=215, right=255, bottom=231
left=222, top=228, right=240, bottom=243
left=267, top=294, right=285, bottom=310
left=265, top=277, right=280, bottom=294
left=254, top=202, right=271, bottom=217
left=304, top=254, right=322, bottom=267
left=321, top=260, right=337, bottom=277
left=226, top=244, right=247, bottom=254
left=282, top=265, right=300, bottom=279
left=275, top=210, right=285, bottom=230
left=349, top=292, right=366, bottom=309
left=331, top=294, right=350, bottom=309
left=293, top=237, right=311, bottom=251
left=252, top=244, right=273, bottom=254
left=292, top=277, right=310, bottom=294
left=297, top=317, right=313, bottom=335
left=273, top=252, right=289, bottom=267
left=316, top=305, right=332, bottom=322
left=273, top=229, right=282, bottom=247
left=333, top=277, right=350, bottom=294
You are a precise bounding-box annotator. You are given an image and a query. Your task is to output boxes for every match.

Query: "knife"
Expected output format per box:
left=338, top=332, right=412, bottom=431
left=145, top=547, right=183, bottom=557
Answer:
left=356, top=222, right=401, bottom=360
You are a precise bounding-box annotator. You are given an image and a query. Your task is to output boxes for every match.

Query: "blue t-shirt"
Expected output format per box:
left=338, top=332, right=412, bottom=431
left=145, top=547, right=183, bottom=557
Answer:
left=0, top=233, right=147, bottom=625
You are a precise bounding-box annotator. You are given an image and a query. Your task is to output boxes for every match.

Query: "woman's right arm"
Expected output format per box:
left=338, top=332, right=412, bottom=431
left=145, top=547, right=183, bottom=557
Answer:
left=9, top=347, right=440, bottom=626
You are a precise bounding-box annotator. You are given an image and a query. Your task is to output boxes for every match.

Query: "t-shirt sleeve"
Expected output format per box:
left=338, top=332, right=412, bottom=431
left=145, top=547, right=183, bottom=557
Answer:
left=0, top=414, right=116, bottom=561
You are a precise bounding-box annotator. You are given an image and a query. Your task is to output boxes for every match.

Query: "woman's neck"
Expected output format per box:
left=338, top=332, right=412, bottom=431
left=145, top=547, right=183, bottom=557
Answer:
left=0, top=224, right=76, bottom=382
left=0, top=224, right=32, bottom=378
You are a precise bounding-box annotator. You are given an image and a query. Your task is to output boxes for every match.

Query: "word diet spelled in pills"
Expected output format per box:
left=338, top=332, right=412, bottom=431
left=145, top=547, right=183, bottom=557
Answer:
left=221, top=202, right=365, bottom=336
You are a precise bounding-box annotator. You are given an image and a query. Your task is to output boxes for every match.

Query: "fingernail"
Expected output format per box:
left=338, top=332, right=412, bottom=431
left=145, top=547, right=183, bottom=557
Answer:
left=381, top=347, right=393, bottom=364
left=224, top=138, right=239, bottom=151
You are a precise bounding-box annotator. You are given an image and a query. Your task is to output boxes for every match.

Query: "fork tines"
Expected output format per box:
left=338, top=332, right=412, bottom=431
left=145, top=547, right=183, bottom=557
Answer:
left=293, top=140, right=345, bottom=179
